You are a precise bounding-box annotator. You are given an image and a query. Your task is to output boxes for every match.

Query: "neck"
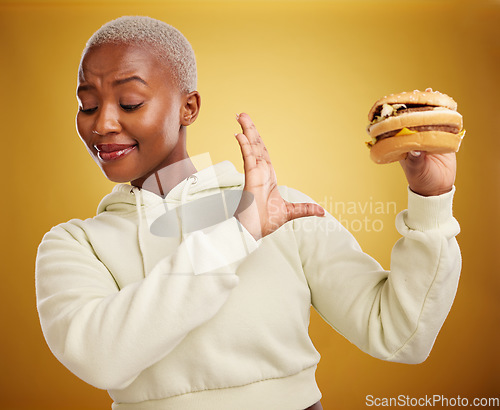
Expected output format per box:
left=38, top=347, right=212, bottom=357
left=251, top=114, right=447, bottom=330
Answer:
left=132, top=130, right=197, bottom=197
left=153, top=157, right=197, bottom=197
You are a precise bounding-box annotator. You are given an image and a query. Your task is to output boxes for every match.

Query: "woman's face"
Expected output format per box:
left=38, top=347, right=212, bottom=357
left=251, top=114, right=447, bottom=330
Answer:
left=76, top=43, right=193, bottom=185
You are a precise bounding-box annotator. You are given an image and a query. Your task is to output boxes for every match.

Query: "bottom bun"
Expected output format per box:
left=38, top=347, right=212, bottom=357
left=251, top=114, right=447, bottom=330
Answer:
left=370, top=131, right=463, bottom=164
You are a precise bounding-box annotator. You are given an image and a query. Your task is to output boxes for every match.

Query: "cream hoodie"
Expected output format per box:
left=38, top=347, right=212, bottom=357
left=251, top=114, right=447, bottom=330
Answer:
left=36, top=160, right=461, bottom=410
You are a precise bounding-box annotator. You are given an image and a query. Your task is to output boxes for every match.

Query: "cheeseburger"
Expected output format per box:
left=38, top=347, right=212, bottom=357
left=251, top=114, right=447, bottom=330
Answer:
left=366, top=88, right=465, bottom=164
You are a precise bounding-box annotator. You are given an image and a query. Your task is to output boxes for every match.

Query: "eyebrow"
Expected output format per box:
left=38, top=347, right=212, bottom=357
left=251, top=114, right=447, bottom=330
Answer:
left=77, top=76, right=150, bottom=93
left=113, top=76, right=149, bottom=88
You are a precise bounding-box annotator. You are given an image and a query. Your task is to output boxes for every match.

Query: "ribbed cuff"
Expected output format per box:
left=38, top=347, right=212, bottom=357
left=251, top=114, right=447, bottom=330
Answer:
left=404, top=186, right=456, bottom=231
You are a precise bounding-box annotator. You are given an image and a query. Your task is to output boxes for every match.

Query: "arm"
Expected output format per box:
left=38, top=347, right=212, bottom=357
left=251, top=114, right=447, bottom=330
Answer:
left=292, top=187, right=461, bottom=363
left=36, top=217, right=257, bottom=390
left=298, top=138, right=460, bottom=362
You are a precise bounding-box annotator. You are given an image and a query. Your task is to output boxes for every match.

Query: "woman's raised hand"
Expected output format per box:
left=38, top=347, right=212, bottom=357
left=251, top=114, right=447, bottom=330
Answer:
left=233, top=113, right=325, bottom=240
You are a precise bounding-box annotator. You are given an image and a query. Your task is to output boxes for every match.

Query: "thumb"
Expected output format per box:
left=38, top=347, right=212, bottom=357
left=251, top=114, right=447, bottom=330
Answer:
left=405, top=150, right=426, bottom=165
left=400, top=150, right=426, bottom=172
left=285, top=201, right=325, bottom=222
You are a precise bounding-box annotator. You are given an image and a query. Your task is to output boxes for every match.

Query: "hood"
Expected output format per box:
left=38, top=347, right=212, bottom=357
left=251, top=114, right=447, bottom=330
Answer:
left=97, top=160, right=245, bottom=215
left=94, top=159, right=246, bottom=276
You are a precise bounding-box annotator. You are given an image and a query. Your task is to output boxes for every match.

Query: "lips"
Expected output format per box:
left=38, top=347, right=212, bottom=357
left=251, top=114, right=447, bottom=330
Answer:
left=95, top=143, right=137, bottom=161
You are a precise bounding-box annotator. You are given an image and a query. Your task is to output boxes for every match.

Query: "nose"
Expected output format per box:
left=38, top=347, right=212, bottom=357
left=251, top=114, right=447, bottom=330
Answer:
left=93, top=103, right=122, bottom=136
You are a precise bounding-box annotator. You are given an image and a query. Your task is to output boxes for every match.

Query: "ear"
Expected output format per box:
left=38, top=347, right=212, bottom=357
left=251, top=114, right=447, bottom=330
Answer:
left=180, top=91, right=201, bottom=126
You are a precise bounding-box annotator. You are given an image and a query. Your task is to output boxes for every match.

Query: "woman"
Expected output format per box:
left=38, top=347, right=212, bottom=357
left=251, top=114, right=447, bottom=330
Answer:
left=36, top=16, right=461, bottom=410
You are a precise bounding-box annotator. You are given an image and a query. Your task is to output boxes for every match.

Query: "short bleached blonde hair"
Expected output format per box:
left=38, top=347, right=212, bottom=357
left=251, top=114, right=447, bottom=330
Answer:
left=84, top=16, right=197, bottom=93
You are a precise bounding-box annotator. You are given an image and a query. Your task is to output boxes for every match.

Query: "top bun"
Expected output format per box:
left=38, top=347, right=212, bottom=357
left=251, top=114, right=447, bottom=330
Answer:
left=368, top=89, right=458, bottom=121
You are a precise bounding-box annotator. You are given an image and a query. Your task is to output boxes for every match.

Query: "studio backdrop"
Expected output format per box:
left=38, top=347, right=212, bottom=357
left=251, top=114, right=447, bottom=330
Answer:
left=0, top=0, right=498, bottom=409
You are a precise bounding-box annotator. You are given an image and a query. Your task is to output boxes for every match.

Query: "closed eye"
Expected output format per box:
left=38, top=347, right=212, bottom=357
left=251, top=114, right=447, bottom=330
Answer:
left=121, top=103, right=143, bottom=112
left=79, top=106, right=98, bottom=114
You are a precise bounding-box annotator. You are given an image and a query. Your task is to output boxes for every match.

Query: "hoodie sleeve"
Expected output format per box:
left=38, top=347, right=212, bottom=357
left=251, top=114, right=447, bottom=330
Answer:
left=36, top=216, right=258, bottom=391
left=291, top=186, right=461, bottom=364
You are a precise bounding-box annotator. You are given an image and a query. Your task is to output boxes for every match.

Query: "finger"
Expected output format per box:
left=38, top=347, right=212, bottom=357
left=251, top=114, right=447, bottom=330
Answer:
left=236, top=112, right=259, bottom=143
left=260, top=142, right=272, bottom=165
left=238, top=113, right=273, bottom=165
left=234, top=132, right=257, bottom=172
left=236, top=113, right=265, bottom=160
left=285, top=201, right=325, bottom=222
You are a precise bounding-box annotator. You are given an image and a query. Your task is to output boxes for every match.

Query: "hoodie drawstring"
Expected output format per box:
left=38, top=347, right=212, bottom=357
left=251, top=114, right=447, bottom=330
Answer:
left=179, top=175, right=198, bottom=241
left=131, top=175, right=197, bottom=275
left=131, top=186, right=148, bottom=277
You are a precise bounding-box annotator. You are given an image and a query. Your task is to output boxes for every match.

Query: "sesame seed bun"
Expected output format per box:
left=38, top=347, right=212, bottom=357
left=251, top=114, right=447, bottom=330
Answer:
left=368, top=90, right=458, bottom=122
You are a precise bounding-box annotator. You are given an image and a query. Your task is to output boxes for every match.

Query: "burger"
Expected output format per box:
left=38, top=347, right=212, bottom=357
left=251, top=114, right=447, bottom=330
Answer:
left=366, top=88, right=465, bottom=164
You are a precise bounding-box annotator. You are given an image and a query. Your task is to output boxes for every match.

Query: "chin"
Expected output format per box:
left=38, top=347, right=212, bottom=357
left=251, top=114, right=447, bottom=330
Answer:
left=98, top=166, right=136, bottom=184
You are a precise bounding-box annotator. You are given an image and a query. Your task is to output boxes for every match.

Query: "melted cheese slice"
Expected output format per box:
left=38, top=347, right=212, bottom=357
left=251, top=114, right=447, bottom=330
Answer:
left=394, top=127, right=417, bottom=137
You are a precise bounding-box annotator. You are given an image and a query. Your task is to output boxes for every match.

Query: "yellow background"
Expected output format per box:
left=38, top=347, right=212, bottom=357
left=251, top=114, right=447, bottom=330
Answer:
left=1, top=0, right=499, bottom=409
